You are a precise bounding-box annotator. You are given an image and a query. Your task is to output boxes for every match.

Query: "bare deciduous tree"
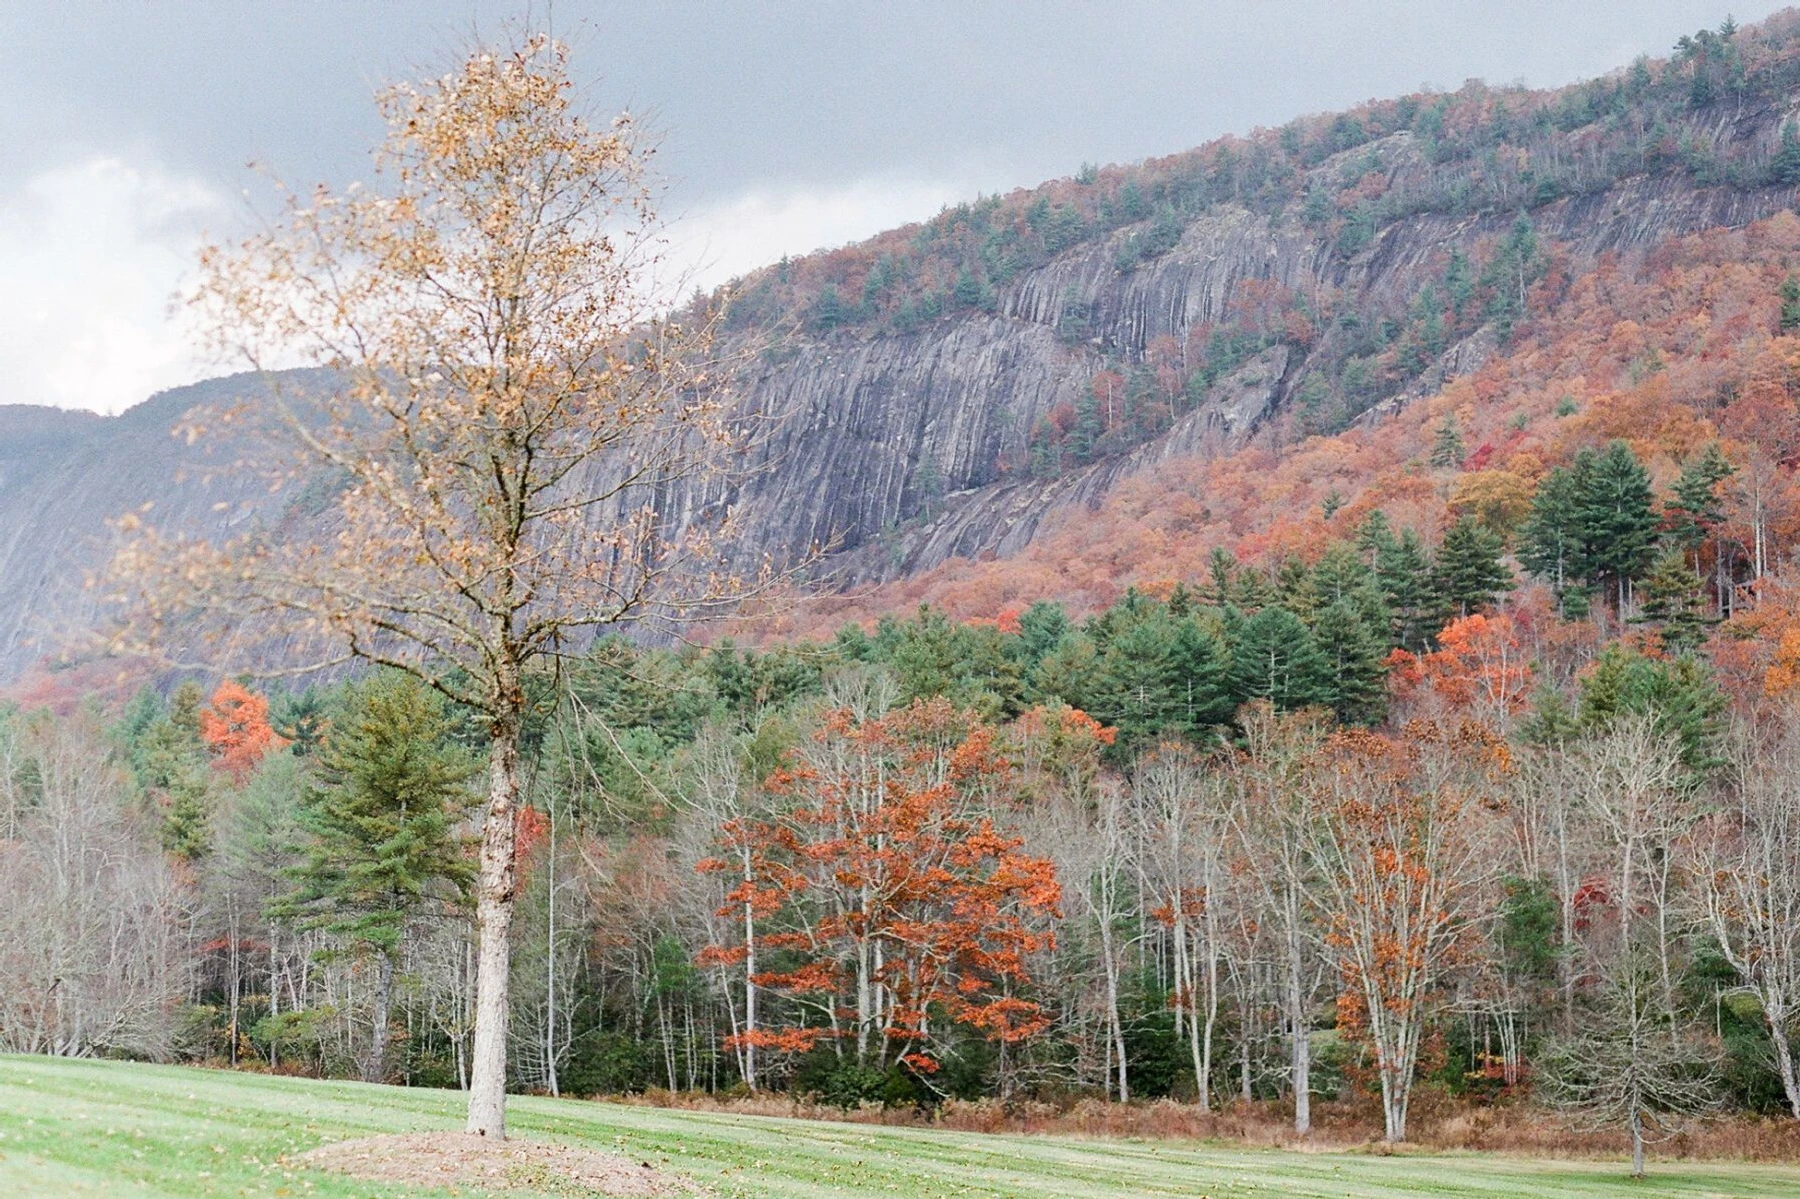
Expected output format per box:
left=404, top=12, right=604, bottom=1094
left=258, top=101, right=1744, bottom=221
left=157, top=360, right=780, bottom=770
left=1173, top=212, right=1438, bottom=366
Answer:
left=0, top=713, right=193, bottom=1059
left=1699, top=715, right=1800, bottom=1116
left=1229, top=701, right=1329, bottom=1134
left=1538, top=953, right=1720, bottom=1178
left=1571, top=717, right=1689, bottom=1031
left=112, top=36, right=756, bottom=1137
left=1311, top=721, right=1505, bottom=1142
left=1134, top=742, right=1231, bottom=1110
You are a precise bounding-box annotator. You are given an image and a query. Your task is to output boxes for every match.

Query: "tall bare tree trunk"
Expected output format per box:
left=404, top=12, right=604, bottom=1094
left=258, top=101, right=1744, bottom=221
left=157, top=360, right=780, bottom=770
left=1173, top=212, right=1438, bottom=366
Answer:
left=268, top=924, right=280, bottom=1070
left=742, top=879, right=758, bottom=1091
left=1106, top=948, right=1129, bottom=1103
left=466, top=723, right=520, bottom=1138
left=544, top=794, right=560, bottom=1099
left=1630, top=1104, right=1646, bottom=1178
left=367, top=950, right=395, bottom=1084
left=1768, top=992, right=1800, bottom=1118
left=227, top=903, right=242, bottom=1069
left=1285, top=894, right=1311, bottom=1135
left=1200, top=941, right=1220, bottom=1112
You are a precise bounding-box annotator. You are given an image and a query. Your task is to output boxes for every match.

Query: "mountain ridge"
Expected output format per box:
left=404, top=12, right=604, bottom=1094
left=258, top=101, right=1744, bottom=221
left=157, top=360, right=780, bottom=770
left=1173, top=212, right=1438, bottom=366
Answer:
left=8, top=12, right=1800, bottom=683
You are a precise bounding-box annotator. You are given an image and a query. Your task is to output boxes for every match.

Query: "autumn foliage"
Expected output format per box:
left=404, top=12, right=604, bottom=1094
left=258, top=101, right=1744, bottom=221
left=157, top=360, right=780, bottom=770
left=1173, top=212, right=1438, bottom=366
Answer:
left=1389, top=614, right=1532, bottom=717
left=700, top=698, right=1061, bottom=1077
left=198, top=680, right=287, bottom=785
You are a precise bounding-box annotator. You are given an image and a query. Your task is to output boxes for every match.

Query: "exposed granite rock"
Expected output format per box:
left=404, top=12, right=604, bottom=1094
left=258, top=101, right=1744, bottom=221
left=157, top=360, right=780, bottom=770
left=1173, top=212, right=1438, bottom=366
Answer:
left=6, top=126, right=1800, bottom=679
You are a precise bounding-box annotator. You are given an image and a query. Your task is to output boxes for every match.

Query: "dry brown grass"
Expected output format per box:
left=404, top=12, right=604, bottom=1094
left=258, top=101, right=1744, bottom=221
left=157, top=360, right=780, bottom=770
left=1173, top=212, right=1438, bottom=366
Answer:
left=293, top=1131, right=684, bottom=1196
left=612, top=1088, right=1800, bottom=1163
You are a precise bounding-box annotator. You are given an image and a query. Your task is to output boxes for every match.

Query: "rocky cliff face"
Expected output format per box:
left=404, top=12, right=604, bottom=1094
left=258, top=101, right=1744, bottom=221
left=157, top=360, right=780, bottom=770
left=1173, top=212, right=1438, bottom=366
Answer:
left=710, top=143, right=1800, bottom=588
left=0, top=378, right=298, bottom=677
left=6, top=72, right=1800, bottom=681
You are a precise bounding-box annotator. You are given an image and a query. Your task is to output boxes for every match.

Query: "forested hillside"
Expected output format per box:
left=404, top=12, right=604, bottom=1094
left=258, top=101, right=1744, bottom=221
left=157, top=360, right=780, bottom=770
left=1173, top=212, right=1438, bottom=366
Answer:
left=13, top=16, right=1800, bottom=681
left=16, top=11, right=1800, bottom=1165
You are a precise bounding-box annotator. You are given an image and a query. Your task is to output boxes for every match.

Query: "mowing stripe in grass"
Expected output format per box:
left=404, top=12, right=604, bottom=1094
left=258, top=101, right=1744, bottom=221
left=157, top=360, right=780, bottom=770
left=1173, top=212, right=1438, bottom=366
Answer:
left=4, top=1056, right=1798, bottom=1199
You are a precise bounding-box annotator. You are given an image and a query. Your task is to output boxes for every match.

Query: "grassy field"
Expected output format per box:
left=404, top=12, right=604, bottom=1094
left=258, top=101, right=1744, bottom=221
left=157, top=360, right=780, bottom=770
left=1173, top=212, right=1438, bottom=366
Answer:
left=2, top=1056, right=1798, bottom=1199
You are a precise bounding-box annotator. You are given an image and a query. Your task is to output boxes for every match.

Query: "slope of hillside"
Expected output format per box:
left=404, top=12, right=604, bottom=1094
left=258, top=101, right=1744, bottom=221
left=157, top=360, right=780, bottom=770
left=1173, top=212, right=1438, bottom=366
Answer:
left=7, top=14, right=1800, bottom=681
left=770, top=209, right=1800, bottom=644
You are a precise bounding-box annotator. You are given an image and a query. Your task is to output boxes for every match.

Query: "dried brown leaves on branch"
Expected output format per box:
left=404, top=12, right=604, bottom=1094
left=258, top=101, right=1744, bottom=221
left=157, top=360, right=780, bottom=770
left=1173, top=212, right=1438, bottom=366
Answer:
left=112, top=37, right=762, bottom=691
left=105, top=33, right=779, bottom=1139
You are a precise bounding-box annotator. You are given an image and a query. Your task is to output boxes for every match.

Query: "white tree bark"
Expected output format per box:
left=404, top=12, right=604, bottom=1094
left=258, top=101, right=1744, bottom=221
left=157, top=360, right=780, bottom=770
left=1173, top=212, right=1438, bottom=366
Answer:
left=466, top=725, right=520, bottom=1138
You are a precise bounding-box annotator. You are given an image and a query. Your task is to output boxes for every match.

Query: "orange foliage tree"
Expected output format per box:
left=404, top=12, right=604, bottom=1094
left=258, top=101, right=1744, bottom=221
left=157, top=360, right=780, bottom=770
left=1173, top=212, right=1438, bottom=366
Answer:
left=698, top=696, right=1061, bottom=1088
left=1388, top=613, right=1533, bottom=723
left=198, top=680, right=288, bottom=785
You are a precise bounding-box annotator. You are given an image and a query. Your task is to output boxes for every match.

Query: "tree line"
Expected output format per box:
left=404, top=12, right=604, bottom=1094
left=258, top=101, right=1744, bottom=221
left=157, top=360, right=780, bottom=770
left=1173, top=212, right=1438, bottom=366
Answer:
left=10, top=426, right=1798, bottom=1169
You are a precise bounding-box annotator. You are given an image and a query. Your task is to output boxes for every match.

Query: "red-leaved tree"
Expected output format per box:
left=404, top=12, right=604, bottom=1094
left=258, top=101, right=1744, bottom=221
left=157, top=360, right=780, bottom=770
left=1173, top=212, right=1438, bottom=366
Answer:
left=699, top=695, right=1060, bottom=1089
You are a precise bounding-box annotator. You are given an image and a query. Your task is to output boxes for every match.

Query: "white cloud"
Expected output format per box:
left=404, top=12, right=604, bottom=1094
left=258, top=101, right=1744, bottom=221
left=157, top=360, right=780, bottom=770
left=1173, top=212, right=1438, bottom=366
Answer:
left=660, top=176, right=974, bottom=298
left=0, top=165, right=969, bottom=413
left=0, top=157, right=222, bottom=415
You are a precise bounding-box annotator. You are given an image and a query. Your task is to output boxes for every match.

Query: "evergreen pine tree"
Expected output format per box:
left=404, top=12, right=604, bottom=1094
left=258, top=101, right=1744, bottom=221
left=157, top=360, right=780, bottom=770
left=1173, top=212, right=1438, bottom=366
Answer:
left=1667, top=443, right=1733, bottom=565
left=1310, top=598, right=1390, bottom=725
left=883, top=606, right=1022, bottom=718
left=1017, top=600, right=1073, bottom=670
left=271, top=688, right=328, bottom=757
left=1232, top=562, right=1276, bottom=610
left=1520, top=460, right=1587, bottom=609
left=1579, top=643, right=1726, bottom=774
left=1414, top=283, right=1447, bottom=363
left=1310, top=542, right=1374, bottom=607
left=1444, top=249, right=1474, bottom=324
left=1029, top=632, right=1100, bottom=709
left=1170, top=618, right=1233, bottom=733
left=1088, top=616, right=1180, bottom=754
left=1028, top=419, right=1064, bottom=479
left=911, top=455, right=946, bottom=521
left=812, top=284, right=847, bottom=333
left=953, top=268, right=984, bottom=308
left=1380, top=527, right=1439, bottom=652
left=284, top=672, right=477, bottom=1082
left=1576, top=440, right=1660, bottom=612
left=1206, top=546, right=1239, bottom=609
left=1229, top=606, right=1329, bottom=712
left=1356, top=509, right=1399, bottom=573
left=1774, top=124, right=1800, bottom=188
left=1431, top=415, right=1466, bottom=469
left=1632, top=549, right=1715, bottom=654
left=1484, top=213, right=1545, bottom=341
left=1518, top=687, right=1582, bottom=747
left=1667, top=443, right=1735, bottom=611
left=1782, top=271, right=1800, bottom=332
left=1311, top=541, right=1394, bottom=641
left=1068, top=391, right=1103, bottom=464
left=1275, top=556, right=1317, bottom=618
left=1434, top=515, right=1514, bottom=618
left=126, top=680, right=216, bottom=861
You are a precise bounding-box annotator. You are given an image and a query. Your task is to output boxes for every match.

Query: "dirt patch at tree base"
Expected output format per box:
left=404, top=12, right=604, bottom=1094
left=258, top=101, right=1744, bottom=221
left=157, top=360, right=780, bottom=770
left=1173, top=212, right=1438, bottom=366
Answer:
left=293, top=1131, right=687, bottom=1196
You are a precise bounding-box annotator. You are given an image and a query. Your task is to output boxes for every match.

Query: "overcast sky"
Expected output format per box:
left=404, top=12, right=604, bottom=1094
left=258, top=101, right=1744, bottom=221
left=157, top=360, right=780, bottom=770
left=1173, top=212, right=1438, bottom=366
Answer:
left=0, top=1, right=1779, bottom=414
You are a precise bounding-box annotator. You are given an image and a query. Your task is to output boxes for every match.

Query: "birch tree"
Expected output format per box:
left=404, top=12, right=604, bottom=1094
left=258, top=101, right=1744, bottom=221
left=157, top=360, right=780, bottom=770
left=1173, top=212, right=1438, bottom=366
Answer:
left=1135, top=742, right=1231, bottom=1109
left=111, top=36, right=753, bottom=1137
left=1699, top=717, right=1800, bottom=1116
left=1230, top=701, right=1328, bottom=1134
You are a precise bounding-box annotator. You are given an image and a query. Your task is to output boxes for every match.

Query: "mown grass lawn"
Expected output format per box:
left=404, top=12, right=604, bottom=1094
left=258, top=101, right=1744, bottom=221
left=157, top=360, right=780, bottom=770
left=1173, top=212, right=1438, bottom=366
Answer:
left=2, top=1055, right=1796, bottom=1199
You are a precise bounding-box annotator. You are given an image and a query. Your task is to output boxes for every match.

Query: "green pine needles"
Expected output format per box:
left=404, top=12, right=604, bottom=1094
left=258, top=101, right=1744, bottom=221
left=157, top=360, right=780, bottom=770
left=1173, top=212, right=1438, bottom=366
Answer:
left=280, top=672, right=478, bottom=1080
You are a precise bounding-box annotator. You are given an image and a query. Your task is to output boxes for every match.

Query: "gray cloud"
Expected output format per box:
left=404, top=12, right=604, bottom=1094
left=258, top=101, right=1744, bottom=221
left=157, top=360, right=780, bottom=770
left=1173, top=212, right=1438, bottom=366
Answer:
left=0, top=1, right=1777, bottom=410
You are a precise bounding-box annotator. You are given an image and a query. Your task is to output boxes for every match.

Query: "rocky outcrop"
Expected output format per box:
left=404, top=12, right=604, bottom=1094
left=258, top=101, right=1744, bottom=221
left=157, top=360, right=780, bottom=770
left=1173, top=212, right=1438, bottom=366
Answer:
left=7, top=93, right=1800, bottom=680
